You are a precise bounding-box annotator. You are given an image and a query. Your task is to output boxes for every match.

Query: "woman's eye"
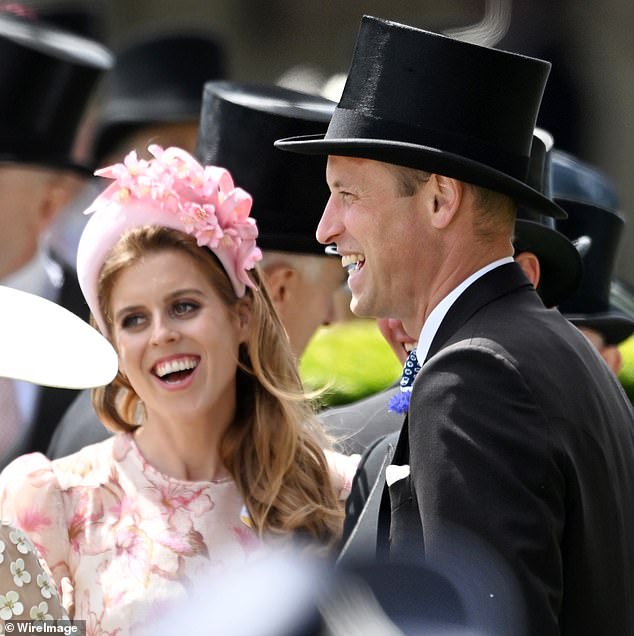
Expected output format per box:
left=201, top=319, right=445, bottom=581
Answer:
left=172, top=301, right=199, bottom=317
left=121, top=314, right=145, bottom=329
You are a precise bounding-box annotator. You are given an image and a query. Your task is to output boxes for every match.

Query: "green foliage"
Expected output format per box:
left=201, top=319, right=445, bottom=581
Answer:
left=618, top=335, right=634, bottom=402
left=299, top=324, right=634, bottom=408
left=299, top=319, right=402, bottom=407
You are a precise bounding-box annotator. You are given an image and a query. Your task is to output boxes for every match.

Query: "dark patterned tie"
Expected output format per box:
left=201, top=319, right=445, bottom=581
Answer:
left=388, top=348, right=421, bottom=414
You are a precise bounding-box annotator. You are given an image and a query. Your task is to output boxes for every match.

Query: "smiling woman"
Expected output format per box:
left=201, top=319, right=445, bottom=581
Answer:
left=0, top=146, right=358, bottom=635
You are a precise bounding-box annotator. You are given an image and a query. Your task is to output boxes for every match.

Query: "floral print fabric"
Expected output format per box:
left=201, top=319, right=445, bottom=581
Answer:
left=0, top=434, right=358, bottom=635
left=0, top=520, right=66, bottom=635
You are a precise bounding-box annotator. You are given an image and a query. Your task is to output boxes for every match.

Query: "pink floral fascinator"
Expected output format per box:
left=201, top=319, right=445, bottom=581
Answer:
left=77, top=144, right=262, bottom=334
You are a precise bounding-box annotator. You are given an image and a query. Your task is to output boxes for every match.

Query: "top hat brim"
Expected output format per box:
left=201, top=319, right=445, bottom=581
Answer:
left=0, top=151, right=93, bottom=176
left=275, top=134, right=567, bottom=220
left=563, top=310, right=634, bottom=346
left=513, top=219, right=582, bottom=308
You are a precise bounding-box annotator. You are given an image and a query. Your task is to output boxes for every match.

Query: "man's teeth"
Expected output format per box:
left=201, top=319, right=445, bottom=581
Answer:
left=154, top=357, right=198, bottom=378
left=341, top=254, right=365, bottom=272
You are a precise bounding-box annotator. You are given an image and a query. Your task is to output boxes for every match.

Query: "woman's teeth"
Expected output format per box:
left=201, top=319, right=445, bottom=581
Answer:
left=154, top=357, right=199, bottom=378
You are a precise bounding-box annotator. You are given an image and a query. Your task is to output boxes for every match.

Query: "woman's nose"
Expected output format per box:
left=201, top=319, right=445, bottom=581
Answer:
left=150, top=316, right=179, bottom=345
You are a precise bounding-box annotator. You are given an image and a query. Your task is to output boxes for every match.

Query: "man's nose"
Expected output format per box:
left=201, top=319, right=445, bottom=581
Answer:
left=316, top=195, right=344, bottom=246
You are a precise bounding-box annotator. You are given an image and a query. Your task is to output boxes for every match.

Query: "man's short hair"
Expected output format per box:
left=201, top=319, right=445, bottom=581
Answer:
left=388, top=164, right=516, bottom=240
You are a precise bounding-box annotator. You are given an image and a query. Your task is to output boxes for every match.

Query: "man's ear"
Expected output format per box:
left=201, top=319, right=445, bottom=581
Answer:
left=39, top=172, right=85, bottom=231
left=514, top=251, right=541, bottom=288
left=601, top=346, right=623, bottom=376
left=261, top=263, right=298, bottom=307
left=428, top=174, right=463, bottom=229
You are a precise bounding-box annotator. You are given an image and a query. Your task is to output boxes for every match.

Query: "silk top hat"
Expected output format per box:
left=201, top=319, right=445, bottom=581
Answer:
left=513, top=129, right=582, bottom=307
left=276, top=15, right=566, bottom=219
left=196, top=81, right=335, bottom=255
left=92, top=28, right=227, bottom=163
left=553, top=151, right=634, bottom=345
left=0, top=13, right=112, bottom=173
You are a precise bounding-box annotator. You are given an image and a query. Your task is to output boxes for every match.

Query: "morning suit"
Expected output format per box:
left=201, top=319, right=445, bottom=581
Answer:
left=375, top=261, right=634, bottom=635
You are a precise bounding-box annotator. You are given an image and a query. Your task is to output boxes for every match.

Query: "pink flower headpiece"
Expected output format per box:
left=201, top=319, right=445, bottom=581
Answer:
left=77, top=145, right=262, bottom=334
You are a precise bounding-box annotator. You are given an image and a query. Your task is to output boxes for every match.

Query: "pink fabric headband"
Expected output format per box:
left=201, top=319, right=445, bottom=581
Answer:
left=77, top=145, right=262, bottom=334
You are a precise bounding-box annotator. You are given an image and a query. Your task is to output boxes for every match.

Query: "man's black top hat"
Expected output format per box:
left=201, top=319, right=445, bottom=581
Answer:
left=513, top=130, right=582, bottom=308
left=553, top=151, right=634, bottom=345
left=196, top=81, right=335, bottom=255
left=92, top=29, right=227, bottom=163
left=276, top=15, right=565, bottom=220
left=0, top=13, right=112, bottom=173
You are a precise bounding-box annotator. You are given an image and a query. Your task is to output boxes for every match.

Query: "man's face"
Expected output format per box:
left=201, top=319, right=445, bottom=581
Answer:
left=273, top=256, right=346, bottom=358
left=317, top=156, right=434, bottom=327
left=0, top=164, right=53, bottom=278
left=578, top=326, right=623, bottom=375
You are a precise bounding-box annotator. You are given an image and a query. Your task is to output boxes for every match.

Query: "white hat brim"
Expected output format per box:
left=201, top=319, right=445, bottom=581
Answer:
left=0, top=285, right=118, bottom=388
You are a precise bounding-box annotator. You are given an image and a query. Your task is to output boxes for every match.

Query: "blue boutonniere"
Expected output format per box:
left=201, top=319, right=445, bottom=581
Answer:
left=388, top=389, right=412, bottom=415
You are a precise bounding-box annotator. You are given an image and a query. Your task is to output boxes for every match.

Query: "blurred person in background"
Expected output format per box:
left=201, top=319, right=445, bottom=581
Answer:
left=0, top=9, right=112, bottom=465
left=552, top=150, right=634, bottom=375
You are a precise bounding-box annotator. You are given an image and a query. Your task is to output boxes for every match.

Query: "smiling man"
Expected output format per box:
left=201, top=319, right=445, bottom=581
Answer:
left=276, top=15, right=634, bottom=636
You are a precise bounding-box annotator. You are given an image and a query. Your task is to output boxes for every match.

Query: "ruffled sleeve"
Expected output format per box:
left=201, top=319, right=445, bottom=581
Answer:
left=0, top=521, right=67, bottom=627
left=324, top=450, right=361, bottom=500
left=0, top=454, right=73, bottom=613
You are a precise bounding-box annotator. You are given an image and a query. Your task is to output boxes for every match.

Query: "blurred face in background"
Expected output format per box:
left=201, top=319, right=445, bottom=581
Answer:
left=578, top=326, right=623, bottom=375
left=0, top=164, right=81, bottom=278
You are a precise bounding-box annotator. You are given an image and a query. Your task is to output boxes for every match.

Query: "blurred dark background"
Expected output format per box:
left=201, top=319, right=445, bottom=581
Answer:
left=15, top=0, right=634, bottom=286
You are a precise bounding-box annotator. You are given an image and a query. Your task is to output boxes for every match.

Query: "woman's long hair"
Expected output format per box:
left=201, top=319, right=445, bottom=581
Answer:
left=92, top=226, right=343, bottom=549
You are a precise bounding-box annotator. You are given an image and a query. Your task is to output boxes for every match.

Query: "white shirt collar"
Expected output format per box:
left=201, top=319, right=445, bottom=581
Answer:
left=416, top=256, right=514, bottom=362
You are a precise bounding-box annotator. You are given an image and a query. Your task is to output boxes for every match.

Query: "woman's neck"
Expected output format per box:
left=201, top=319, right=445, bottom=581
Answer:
left=134, top=411, right=232, bottom=482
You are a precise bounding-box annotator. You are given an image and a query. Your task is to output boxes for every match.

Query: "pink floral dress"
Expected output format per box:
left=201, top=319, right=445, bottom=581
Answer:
left=0, top=434, right=358, bottom=636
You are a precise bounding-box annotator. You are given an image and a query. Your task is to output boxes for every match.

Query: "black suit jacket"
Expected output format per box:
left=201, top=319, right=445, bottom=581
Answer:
left=375, top=262, right=634, bottom=635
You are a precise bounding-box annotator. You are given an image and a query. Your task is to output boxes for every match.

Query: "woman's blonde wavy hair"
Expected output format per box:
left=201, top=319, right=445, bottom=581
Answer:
left=92, top=226, right=343, bottom=550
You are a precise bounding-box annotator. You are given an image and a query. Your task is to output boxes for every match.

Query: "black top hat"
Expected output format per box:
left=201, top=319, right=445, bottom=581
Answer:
left=36, top=2, right=107, bottom=43
left=92, top=28, right=227, bottom=163
left=553, top=152, right=634, bottom=345
left=276, top=15, right=566, bottom=219
left=196, top=81, right=335, bottom=255
left=513, top=129, right=582, bottom=307
left=0, top=13, right=112, bottom=173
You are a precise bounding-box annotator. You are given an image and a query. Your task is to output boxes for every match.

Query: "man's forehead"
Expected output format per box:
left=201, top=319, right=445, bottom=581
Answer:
left=326, top=155, right=392, bottom=181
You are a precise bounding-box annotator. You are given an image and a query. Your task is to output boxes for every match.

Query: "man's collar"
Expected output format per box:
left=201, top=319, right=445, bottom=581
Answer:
left=416, top=256, right=515, bottom=362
